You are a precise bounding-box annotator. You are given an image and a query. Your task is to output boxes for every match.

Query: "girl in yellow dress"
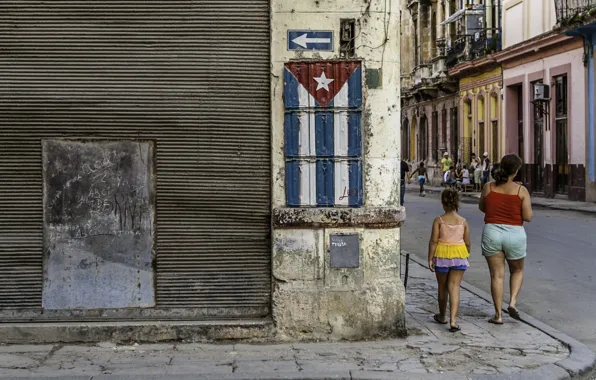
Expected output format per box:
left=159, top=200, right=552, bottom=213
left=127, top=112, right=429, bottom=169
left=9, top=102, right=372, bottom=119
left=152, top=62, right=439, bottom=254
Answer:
left=428, top=189, right=471, bottom=332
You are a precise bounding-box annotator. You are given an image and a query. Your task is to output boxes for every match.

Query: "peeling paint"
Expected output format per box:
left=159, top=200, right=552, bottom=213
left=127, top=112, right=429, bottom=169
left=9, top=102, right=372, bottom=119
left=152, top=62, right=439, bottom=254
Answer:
left=272, top=206, right=405, bottom=229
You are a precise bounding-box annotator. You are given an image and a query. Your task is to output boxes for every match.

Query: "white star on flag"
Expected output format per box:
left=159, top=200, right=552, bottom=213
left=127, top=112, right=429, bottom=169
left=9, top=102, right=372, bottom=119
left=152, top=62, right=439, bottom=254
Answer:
left=314, top=72, right=335, bottom=92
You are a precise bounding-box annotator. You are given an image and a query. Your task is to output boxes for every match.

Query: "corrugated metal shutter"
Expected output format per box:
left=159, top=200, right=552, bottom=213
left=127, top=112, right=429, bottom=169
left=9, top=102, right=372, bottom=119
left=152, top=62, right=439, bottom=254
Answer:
left=0, top=1, right=271, bottom=317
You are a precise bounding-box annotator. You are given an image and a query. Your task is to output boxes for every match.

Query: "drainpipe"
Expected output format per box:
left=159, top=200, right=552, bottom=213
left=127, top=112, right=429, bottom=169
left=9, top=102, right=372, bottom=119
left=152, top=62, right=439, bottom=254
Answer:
left=589, top=33, right=596, bottom=183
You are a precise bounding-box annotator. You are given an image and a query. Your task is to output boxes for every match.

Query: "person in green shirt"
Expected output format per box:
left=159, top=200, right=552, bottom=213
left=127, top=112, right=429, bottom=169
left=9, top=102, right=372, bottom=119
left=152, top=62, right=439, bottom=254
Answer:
left=441, top=152, right=453, bottom=173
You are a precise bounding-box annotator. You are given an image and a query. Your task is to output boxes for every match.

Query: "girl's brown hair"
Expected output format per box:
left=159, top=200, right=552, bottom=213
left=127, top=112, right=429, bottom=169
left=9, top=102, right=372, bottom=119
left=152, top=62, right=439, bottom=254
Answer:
left=441, top=188, right=460, bottom=212
left=493, top=154, right=523, bottom=185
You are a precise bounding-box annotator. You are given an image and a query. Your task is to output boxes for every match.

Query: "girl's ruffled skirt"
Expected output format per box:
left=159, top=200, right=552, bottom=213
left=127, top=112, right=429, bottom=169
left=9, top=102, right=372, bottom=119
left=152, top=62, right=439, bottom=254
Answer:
left=434, top=244, right=469, bottom=273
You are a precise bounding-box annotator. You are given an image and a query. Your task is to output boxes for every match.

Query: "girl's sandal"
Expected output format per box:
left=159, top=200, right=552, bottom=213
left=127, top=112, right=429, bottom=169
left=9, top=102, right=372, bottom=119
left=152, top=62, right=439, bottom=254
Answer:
left=488, top=317, right=503, bottom=325
left=449, top=326, right=461, bottom=333
left=433, top=314, right=447, bottom=325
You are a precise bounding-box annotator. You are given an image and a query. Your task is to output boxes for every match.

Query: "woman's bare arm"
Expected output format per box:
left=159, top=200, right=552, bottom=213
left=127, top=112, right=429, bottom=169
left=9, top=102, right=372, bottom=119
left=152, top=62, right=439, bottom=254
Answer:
left=478, top=183, right=490, bottom=213
left=520, top=186, right=533, bottom=222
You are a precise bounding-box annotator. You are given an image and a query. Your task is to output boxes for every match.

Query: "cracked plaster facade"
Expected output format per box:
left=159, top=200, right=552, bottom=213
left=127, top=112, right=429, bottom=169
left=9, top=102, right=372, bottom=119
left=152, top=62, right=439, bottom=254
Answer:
left=271, top=0, right=406, bottom=341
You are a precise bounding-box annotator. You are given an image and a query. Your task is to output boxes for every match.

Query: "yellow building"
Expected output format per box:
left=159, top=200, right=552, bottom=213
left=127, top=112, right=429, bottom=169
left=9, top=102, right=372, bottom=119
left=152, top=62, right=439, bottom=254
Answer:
left=451, top=64, right=503, bottom=165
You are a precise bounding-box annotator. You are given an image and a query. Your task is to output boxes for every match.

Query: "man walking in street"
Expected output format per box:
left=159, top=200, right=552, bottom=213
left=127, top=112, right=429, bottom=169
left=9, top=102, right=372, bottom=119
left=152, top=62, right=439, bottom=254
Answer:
left=400, top=159, right=410, bottom=206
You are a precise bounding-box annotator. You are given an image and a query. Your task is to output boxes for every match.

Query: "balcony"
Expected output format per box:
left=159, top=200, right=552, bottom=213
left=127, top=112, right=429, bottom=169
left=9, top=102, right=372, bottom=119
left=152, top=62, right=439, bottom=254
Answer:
left=555, top=0, right=596, bottom=25
left=445, top=31, right=502, bottom=69
left=445, top=36, right=469, bottom=68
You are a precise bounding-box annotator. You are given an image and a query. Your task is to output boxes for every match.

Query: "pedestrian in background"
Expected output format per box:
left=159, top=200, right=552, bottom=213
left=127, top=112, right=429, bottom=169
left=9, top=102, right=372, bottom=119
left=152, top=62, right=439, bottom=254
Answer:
left=400, top=159, right=410, bottom=206
left=481, top=152, right=491, bottom=186
left=472, top=153, right=483, bottom=192
left=428, top=189, right=471, bottom=332
left=410, top=161, right=429, bottom=197
left=461, top=164, right=471, bottom=185
left=441, top=152, right=452, bottom=176
left=445, top=166, right=458, bottom=188
left=479, top=154, right=533, bottom=324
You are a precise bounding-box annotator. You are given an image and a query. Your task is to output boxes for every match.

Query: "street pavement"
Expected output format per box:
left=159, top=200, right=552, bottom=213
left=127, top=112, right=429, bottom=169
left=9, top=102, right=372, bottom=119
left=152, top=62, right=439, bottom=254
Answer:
left=402, top=185, right=596, bottom=352
left=0, top=260, right=585, bottom=380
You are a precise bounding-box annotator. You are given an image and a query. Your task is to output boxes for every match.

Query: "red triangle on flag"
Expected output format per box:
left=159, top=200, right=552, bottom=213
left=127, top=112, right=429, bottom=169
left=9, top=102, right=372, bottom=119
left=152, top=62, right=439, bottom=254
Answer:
left=285, top=61, right=361, bottom=107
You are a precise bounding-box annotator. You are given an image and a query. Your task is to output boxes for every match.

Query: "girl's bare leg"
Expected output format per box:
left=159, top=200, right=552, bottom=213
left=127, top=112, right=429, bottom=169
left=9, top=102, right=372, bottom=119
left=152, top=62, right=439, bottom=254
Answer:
left=435, top=272, right=449, bottom=322
left=447, top=269, right=465, bottom=328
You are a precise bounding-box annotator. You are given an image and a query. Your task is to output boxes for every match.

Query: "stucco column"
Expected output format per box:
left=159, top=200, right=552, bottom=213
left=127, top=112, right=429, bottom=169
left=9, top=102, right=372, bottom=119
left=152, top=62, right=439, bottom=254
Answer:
left=437, top=0, right=444, bottom=40
left=445, top=0, right=451, bottom=41
left=270, top=0, right=405, bottom=341
left=486, top=0, right=493, bottom=37
left=417, top=2, right=423, bottom=65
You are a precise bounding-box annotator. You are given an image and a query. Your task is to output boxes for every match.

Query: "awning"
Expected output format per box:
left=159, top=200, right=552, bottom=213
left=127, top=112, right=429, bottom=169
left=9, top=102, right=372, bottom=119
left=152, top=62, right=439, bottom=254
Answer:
left=441, top=8, right=465, bottom=25
left=441, top=5, right=485, bottom=25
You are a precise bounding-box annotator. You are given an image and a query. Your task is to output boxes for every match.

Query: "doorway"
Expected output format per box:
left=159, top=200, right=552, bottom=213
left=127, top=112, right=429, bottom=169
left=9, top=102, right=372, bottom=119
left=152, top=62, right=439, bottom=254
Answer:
left=554, top=75, right=569, bottom=195
left=532, top=81, right=545, bottom=193
left=516, top=85, right=524, bottom=161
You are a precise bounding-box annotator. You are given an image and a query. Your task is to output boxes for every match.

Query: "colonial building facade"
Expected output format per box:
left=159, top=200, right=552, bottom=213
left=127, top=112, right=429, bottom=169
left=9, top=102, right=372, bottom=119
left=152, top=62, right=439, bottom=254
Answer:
left=554, top=0, right=596, bottom=202
left=400, top=0, right=459, bottom=184
left=401, top=0, right=503, bottom=183
left=494, top=0, right=589, bottom=201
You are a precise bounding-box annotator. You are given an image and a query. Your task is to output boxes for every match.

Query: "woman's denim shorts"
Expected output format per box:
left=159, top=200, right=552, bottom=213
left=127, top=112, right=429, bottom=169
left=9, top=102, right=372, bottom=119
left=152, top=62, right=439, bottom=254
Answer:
left=481, top=223, right=527, bottom=260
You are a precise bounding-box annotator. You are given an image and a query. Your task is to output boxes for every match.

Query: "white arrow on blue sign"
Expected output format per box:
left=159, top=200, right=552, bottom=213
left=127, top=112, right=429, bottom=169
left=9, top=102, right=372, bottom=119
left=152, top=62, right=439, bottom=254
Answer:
left=288, top=30, right=334, bottom=51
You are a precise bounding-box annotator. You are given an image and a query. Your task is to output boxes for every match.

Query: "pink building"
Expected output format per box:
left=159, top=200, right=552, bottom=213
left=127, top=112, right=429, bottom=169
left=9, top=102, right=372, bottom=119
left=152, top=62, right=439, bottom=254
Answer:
left=496, top=0, right=588, bottom=201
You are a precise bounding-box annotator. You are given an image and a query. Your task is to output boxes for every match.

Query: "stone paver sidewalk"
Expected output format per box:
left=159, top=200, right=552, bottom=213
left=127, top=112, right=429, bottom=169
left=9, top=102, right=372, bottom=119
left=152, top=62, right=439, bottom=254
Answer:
left=0, top=256, right=588, bottom=380
left=407, top=184, right=596, bottom=214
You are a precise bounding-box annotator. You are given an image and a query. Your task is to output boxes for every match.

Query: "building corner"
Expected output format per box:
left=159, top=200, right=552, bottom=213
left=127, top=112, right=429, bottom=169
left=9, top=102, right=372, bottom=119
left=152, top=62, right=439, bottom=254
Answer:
left=270, top=0, right=406, bottom=341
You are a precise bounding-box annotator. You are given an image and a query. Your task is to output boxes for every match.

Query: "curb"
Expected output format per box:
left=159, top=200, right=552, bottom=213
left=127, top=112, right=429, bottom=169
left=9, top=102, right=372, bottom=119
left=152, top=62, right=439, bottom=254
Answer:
left=0, top=373, right=471, bottom=380
left=0, top=373, right=472, bottom=380
left=402, top=250, right=596, bottom=380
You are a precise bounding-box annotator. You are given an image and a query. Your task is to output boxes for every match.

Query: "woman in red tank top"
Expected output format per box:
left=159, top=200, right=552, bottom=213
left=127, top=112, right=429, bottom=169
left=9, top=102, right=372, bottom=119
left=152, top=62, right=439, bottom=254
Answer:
left=479, top=154, right=533, bottom=324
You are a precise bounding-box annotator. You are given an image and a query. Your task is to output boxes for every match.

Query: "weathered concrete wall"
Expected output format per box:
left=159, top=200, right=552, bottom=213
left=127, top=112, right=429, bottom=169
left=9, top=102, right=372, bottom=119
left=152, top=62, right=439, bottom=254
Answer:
left=400, top=0, right=415, bottom=84
left=271, top=0, right=405, bottom=341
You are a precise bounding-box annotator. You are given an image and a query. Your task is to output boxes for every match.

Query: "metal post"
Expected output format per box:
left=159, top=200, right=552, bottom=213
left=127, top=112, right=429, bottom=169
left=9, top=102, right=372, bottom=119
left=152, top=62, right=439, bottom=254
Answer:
left=404, top=253, right=410, bottom=289
left=399, top=230, right=402, bottom=279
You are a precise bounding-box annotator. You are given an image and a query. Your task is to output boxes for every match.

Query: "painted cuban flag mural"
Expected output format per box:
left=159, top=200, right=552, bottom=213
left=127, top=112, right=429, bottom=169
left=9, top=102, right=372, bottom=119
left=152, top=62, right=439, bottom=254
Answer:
left=283, top=61, right=363, bottom=207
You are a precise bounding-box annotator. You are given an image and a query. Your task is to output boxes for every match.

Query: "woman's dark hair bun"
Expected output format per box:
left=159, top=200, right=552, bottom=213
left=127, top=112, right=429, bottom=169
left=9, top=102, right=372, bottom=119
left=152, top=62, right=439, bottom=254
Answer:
left=493, top=168, right=508, bottom=183
left=495, top=154, right=523, bottom=185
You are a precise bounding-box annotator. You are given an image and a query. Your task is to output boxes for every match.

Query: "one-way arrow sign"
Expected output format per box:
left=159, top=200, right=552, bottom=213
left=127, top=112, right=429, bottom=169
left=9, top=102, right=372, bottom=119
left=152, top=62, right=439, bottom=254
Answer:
left=288, top=30, right=334, bottom=51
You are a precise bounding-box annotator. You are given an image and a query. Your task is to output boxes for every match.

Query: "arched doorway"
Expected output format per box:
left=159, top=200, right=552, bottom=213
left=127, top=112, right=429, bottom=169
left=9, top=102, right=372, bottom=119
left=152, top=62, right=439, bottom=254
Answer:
left=419, top=115, right=428, bottom=161
left=402, top=118, right=410, bottom=160
left=410, top=117, right=417, bottom=161
left=463, top=99, right=472, bottom=163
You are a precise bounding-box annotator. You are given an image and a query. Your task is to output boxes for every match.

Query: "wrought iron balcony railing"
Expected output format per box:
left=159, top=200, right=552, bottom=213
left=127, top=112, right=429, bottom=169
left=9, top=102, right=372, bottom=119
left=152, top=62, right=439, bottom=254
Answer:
left=445, top=31, right=501, bottom=69
left=555, top=0, right=596, bottom=24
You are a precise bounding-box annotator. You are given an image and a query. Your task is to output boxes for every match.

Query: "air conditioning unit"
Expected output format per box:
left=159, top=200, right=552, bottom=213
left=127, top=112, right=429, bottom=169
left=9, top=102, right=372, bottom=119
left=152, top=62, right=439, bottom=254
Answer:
left=534, top=83, right=550, bottom=101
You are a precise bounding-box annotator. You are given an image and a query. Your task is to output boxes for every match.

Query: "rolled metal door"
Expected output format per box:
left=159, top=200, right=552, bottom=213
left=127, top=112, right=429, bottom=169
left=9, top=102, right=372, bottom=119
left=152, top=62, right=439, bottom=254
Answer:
left=0, top=1, right=271, bottom=318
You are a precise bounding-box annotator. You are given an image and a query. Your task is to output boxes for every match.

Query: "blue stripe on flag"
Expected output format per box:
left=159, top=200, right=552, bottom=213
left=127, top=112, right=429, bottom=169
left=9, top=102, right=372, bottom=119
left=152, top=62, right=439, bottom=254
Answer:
left=284, top=112, right=299, bottom=157
left=315, top=111, right=334, bottom=157
left=348, top=160, right=363, bottom=207
left=285, top=160, right=300, bottom=206
left=316, top=159, right=334, bottom=207
left=348, top=112, right=361, bottom=157
left=348, top=66, right=363, bottom=109
left=284, top=68, right=299, bottom=109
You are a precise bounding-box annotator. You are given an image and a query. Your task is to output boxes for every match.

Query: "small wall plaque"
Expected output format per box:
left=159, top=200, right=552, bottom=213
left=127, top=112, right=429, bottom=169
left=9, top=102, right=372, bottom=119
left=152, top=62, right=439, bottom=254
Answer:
left=330, top=233, right=360, bottom=268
